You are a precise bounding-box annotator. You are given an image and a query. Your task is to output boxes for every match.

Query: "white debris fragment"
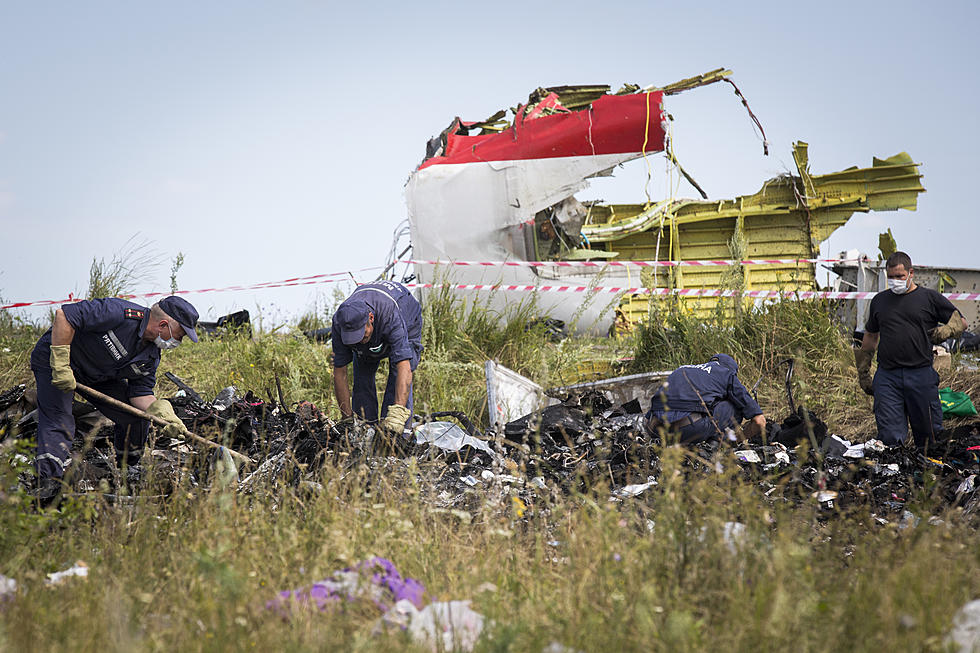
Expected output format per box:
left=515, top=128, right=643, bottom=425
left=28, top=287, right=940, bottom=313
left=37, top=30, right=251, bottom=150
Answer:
left=946, top=599, right=980, bottom=653
left=734, top=450, right=761, bottom=463
left=0, top=574, right=16, bottom=600
left=543, top=642, right=584, bottom=653
left=957, top=475, right=976, bottom=495
left=409, top=600, right=485, bottom=653
left=414, top=422, right=495, bottom=457
left=611, top=479, right=658, bottom=501
left=813, top=490, right=838, bottom=504
left=843, top=443, right=866, bottom=458
left=774, top=451, right=791, bottom=465
left=46, top=561, right=89, bottom=586
left=864, top=439, right=887, bottom=453
left=721, top=521, right=748, bottom=554
left=898, top=510, right=920, bottom=530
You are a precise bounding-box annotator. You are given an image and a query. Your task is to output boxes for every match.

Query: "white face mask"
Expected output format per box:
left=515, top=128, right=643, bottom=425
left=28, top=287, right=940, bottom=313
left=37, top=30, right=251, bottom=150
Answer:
left=888, top=278, right=910, bottom=295
left=154, top=322, right=181, bottom=350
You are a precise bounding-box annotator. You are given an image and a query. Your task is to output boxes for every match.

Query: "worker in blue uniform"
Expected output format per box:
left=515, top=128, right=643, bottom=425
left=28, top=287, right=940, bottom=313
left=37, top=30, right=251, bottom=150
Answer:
left=332, top=281, right=423, bottom=436
left=30, top=295, right=199, bottom=504
left=854, top=251, right=966, bottom=449
left=645, top=353, right=766, bottom=444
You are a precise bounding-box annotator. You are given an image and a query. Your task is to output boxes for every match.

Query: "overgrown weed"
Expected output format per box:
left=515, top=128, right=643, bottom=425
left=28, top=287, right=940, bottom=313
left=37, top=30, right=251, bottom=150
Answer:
left=2, top=291, right=980, bottom=650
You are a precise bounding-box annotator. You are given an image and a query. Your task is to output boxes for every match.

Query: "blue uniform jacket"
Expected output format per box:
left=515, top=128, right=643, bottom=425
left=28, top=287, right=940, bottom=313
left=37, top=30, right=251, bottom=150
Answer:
left=30, top=298, right=160, bottom=398
left=649, top=357, right=762, bottom=422
left=331, top=281, right=422, bottom=368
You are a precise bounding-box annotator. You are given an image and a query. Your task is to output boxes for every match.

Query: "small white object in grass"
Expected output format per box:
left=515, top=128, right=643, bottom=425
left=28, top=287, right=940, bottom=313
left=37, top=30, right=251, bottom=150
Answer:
left=409, top=600, right=485, bottom=653
left=0, top=574, right=16, bottom=600
left=611, top=478, right=657, bottom=500
left=46, top=561, right=89, bottom=585
left=946, top=599, right=980, bottom=653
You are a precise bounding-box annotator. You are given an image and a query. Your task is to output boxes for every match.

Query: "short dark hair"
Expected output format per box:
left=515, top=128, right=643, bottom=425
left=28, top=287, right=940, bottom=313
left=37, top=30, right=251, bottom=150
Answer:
left=885, top=251, right=912, bottom=271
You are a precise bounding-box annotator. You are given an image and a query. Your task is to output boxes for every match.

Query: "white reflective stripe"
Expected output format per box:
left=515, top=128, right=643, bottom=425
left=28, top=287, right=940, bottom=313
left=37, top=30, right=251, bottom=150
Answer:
left=36, top=453, right=70, bottom=468
left=130, top=364, right=143, bottom=375
left=107, top=330, right=129, bottom=357
left=351, top=286, right=398, bottom=305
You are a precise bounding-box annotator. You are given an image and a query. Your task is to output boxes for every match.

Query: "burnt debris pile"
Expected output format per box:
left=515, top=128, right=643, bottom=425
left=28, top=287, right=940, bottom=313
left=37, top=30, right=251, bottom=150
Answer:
left=2, top=380, right=980, bottom=520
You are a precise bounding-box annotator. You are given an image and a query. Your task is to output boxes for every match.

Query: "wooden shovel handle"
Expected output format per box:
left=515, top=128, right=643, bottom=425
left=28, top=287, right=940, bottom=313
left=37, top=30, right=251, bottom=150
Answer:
left=74, top=382, right=253, bottom=465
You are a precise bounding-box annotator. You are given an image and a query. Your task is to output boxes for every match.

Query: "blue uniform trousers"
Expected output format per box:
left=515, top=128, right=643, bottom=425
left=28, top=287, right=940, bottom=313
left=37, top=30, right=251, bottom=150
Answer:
left=872, top=365, right=942, bottom=446
left=352, top=353, right=416, bottom=427
left=33, top=367, right=150, bottom=480
left=676, top=400, right=738, bottom=445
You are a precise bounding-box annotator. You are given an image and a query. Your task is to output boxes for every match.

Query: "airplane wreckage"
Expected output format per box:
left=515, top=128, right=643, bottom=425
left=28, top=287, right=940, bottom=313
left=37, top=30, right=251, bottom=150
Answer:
left=400, top=69, right=926, bottom=334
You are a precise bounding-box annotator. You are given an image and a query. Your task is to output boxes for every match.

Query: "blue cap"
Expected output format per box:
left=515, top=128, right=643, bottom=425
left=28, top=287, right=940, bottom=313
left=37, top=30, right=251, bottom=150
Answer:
left=709, top=353, right=738, bottom=373
left=159, top=296, right=199, bottom=343
left=336, top=302, right=370, bottom=345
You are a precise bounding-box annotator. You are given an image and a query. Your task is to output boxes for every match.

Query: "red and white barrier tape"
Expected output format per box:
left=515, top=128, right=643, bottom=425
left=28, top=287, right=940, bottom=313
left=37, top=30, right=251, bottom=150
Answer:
left=8, top=270, right=980, bottom=311
left=406, top=283, right=980, bottom=301
left=0, top=268, right=381, bottom=311
left=396, top=257, right=861, bottom=268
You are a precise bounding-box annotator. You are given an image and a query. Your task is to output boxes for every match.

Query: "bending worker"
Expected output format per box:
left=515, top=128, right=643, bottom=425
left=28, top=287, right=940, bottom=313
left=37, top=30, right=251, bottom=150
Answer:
left=854, top=251, right=966, bottom=449
left=30, top=296, right=198, bottom=502
left=332, top=280, right=423, bottom=436
left=645, top=354, right=766, bottom=444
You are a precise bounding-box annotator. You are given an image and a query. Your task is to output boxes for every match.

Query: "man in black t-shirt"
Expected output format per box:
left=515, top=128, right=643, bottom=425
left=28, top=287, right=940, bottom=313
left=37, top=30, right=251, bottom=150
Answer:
left=853, top=251, right=966, bottom=447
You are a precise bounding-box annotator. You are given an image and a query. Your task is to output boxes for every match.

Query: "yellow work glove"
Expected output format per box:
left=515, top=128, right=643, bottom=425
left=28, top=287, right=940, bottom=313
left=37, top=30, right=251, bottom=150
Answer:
left=929, top=311, right=966, bottom=345
left=380, top=404, right=411, bottom=436
left=146, top=399, right=187, bottom=439
left=853, top=348, right=874, bottom=396
left=49, top=344, right=76, bottom=392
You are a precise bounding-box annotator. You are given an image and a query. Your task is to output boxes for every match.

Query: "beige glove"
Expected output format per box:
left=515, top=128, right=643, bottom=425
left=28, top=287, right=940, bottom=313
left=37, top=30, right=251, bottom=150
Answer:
left=146, top=399, right=187, bottom=439
left=929, top=311, right=966, bottom=344
left=854, top=348, right=874, bottom=396
left=49, top=344, right=76, bottom=392
left=380, top=404, right=411, bottom=436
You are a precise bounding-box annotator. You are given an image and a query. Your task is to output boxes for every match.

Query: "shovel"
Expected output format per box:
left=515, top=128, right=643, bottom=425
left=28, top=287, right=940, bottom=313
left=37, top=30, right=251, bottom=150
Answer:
left=74, top=382, right=253, bottom=465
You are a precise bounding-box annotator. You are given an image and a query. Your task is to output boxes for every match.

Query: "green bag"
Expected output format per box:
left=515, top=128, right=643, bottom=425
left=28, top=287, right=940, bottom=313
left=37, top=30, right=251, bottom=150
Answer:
left=939, top=387, right=978, bottom=417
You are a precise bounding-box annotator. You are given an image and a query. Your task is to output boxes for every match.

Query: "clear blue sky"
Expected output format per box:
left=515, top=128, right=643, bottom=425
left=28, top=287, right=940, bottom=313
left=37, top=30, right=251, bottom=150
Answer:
left=1, top=1, right=977, bottom=323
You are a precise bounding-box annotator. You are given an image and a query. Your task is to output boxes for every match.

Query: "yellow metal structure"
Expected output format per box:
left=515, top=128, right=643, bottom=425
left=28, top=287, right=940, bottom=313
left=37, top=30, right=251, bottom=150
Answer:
left=578, top=142, right=925, bottom=326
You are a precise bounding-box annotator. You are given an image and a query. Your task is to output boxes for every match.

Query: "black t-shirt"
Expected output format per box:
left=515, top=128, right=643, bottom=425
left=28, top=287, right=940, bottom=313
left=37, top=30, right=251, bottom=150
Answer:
left=865, top=287, right=957, bottom=369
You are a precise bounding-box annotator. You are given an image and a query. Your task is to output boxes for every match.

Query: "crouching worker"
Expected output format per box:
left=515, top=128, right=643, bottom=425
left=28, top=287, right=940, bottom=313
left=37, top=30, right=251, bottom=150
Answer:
left=645, top=354, right=766, bottom=444
left=30, top=296, right=199, bottom=504
left=332, top=281, right=423, bottom=437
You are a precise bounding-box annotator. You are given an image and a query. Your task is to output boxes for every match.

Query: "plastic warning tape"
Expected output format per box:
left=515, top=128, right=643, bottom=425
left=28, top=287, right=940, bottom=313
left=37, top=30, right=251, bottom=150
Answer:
left=396, top=258, right=860, bottom=268
left=0, top=268, right=381, bottom=311
left=8, top=273, right=980, bottom=311
left=405, top=283, right=980, bottom=301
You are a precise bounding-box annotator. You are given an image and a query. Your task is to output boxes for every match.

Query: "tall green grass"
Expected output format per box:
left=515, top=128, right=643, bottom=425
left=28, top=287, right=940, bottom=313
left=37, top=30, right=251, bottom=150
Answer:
left=2, top=290, right=980, bottom=651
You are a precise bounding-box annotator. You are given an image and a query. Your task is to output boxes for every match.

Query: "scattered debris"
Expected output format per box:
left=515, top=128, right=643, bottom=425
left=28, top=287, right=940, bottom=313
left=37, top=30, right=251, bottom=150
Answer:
left=2, top=368, right=980, bottom=525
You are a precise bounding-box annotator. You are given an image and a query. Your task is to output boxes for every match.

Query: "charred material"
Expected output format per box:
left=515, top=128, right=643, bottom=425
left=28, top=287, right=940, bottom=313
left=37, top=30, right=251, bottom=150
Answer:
left=2, top=379, right=980, bottom=523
